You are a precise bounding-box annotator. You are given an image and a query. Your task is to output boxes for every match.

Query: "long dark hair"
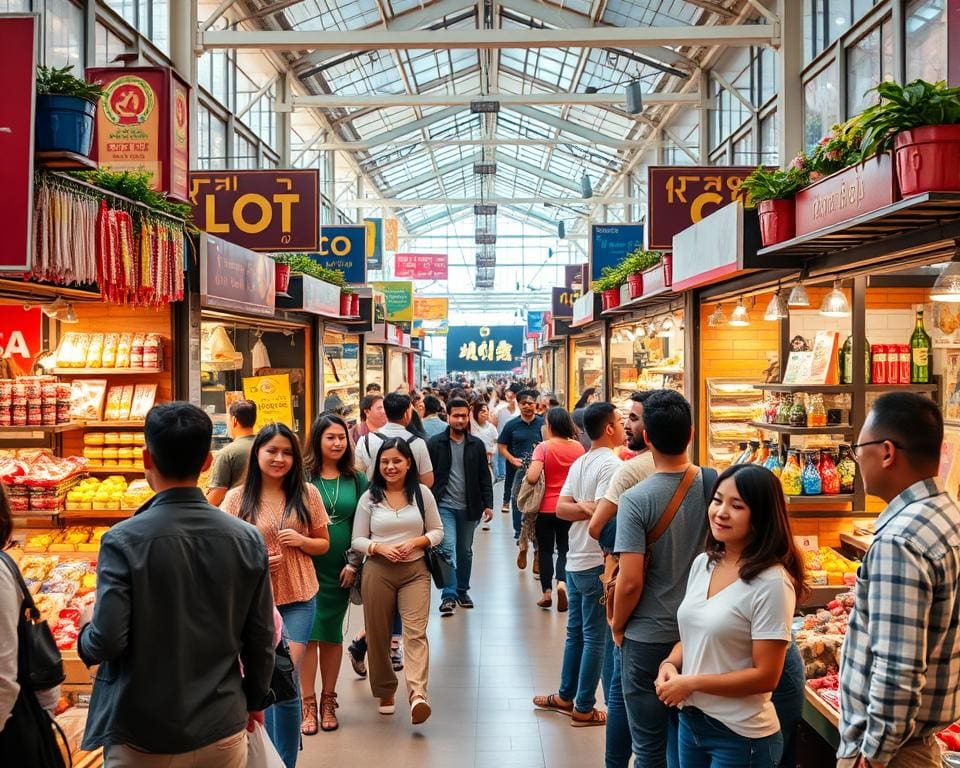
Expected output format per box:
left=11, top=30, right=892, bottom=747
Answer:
left=368, top=437, right=420, bottom=506
left=407, top=410, right=428, bottom=440
left=705, top=464, right=809, bottom=600
left=238, top=422, right=311, bottom=528
left=544, top=406, right=576, bottom=439
left=0, top=483, right=12, bottom=549
left=574, top=387, right=597, bottom=410
left=304, top=413, right=359, bottom=480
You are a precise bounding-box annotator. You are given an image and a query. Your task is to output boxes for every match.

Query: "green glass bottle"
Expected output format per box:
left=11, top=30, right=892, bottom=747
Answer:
left=841, top=334, right=871, bottom=384
left=910, top=309, right=932, bottom=383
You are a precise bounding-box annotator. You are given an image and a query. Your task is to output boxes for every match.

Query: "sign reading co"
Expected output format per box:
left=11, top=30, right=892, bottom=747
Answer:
left=310, top=225, right=366, bottom=284
left=188, top=169, right=319, bottom=252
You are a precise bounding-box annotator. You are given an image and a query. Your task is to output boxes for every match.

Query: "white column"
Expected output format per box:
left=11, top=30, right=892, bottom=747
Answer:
left=169, top=0, right=199, bottom=167
left=776, top=0, right=804, bottom=163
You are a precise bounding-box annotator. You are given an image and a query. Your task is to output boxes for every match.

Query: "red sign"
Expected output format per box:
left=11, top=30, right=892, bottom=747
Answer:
left=647, top=166, right=754, bottom=249
left=794, top=154, right=897, bottom=237
left=200, top=234, right=276, bottom=317
left=394, top=253, right=448, bottom=280
left=189, top=170, right=320, bottom=252
left=0, top=305, right=43, bottom=375
left=0, top=16, right=36, bottom=272
left=87, top=66, right=191, bottom=203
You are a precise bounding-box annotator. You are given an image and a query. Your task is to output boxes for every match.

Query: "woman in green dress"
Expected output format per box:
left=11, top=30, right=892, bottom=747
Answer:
left=301, top=413, right=367, bottom=734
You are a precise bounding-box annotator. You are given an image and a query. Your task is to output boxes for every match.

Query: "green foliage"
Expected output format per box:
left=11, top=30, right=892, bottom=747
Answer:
left=800, top=121, right=866, bottom=178
left=70, top=169, right=193, bottom=220
left=36, top=65, right=103, bottom=102
left=593, top=248, right=663, bottom=292
left=740, top=165, right=808, bottom=204
left=858, top=79, right=960, bottom=158
left=269, top=253, right=346, bottom=288
left=592, top=265, right=625, bottom=292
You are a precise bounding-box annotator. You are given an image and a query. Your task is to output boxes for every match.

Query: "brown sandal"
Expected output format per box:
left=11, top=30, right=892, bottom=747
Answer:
left=571, top=708, right=607, bottom=727
left=556, top=584, right=568, bottom=613
left=517, top=546, right=528, bottom=570
left=320, top=692, right=339, bottom=731
left=532, top=693, right=573, bottom=716
left=301, top=694, right=318, bottom=735
left=537, top=594, right=552, bottom=609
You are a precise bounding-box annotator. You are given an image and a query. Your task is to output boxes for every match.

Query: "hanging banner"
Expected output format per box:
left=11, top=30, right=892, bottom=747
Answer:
left=242, top=373, right=294, bottom=430
left=526, top=310, right=546, bottom=339
left=199, top=233, right=276, bottom=317
left=87, top=66, right=191, bottom=202
left=371, top=280, right=413, bottom=331
left=551, top=286, right=581, bottom=319
left=0, top=305, right=42, bottom=375
left=364, top=217, right=383, bottom=270
left=311, top=225, right=366, bottom=284
left=590, top=224, right=644, bottom=287
left=384, top=218, right=399, bottom=252
left=0, top=14, right=36, bottom=272
left=188, top=169, right=319, bottom=251
left=565, top=264, right=587, bottom=289
left=447, top=325, right=524, bottom=372
left=647, top=166, right=753, bottom=250
left=395, top=253, right=448, bottom=280
left=413, top=296, right=449, bottom=338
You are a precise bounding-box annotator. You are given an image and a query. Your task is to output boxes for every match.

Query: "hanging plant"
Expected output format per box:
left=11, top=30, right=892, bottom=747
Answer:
left=70, top=169, right=194, bottom=222
left=740, top=165, right=808, bottom=204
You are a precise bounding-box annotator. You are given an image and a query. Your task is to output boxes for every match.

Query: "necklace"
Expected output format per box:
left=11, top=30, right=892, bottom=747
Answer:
left=318, top=476, right=341, bottom=521
left=384, top=489, right=407, bottom=516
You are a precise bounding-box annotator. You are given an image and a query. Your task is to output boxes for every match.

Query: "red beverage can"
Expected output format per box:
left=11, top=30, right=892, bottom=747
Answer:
left=871, top=344, right=887, bottom=384
left=887, top=343, right=900, bottom=384
left=898, top=344, right=911, bottom=384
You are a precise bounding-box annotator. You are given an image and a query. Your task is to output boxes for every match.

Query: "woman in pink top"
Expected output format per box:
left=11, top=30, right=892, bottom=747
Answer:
left=524, top=407, right=585, bottom=611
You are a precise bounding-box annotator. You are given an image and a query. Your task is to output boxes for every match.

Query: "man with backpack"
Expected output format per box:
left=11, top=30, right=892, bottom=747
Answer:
left=355, top=392, right=434, bottom=488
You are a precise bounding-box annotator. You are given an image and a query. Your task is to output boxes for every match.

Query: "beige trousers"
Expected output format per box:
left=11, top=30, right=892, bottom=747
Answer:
left=837, top=736, right=941, bottom=768
left=104, top=730, right=247, bottom=768
left=361, top=556, right=432, bottom=701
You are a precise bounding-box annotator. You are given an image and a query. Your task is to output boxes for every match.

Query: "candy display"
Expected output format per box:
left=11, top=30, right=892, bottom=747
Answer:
left=801, top=451, right=823, bottom=495
left=804, top=547, right=860, bottom=586
left=55, top=332, right=164, bottom=370
left=0, top=377, right=72, bottom=427
left=837, top=445, right=856, bottom=493
left=819, top=450, right=840, bottom=494
left=796, top=591, right=855, bottom=679
left=781, top=449, right=802, bottom=495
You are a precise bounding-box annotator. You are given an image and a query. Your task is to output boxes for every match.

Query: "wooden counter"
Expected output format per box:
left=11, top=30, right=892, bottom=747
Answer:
left=803, top=684, right=840, bottom=750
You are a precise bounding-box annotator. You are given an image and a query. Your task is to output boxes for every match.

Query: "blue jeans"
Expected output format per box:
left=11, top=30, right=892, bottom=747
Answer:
left=621, top=638, right=680, bottom=768
left=438, top=505, right=479, bottom=601
left=606, top=638, right=632, bottom=768
left=504, top=464, right=520, bottom=537
left=678, top=708, right=783, bottom=768
left=772, top=642, right=804, bottom=768
left=558, top=566, right=607, bottom=713
left=493, top=451, right=506, bottom=481
left=267, top=600, right=316, bottom=768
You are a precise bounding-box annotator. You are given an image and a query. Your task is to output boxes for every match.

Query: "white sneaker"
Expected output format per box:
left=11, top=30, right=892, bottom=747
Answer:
left=410, top=696, right=432, bottom=724
left=379, top=698, right=396, bottom=715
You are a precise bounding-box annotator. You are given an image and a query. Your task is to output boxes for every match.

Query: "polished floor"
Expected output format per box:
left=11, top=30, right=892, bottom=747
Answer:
left=301, top=481, right=607, bottom=767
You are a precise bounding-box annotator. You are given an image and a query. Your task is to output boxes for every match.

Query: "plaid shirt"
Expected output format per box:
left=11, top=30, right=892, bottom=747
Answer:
left=838, top=478, right=960, bottom=764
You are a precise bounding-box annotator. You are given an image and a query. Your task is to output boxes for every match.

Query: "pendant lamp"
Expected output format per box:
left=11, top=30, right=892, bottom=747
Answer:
left=931, top=257, right=960, bottom=302
left=707, top=305, right=726, bottom=327
left=787, top=281, right=810, bottom=307
left=729, top=299, right=750, bottom=327
left=763, top=290, right=789, bottom=321
left=819, top=280, right=851, bottom=318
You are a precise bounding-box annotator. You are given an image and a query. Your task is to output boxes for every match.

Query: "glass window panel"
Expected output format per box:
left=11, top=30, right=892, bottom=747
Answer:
left=105, top=0, right=137, bottom=26
left=804, top=59, right=838, bottom=149
left=95, top=22, right=129, bottom=67
left=44, top=0, right=82, bottom=68
left=906, top=0, right=946, bottom=83
left=151, top=0, right=169, bottom=54
left=733, top=133, right=755, bottom=165
left=846, top=26, right=882, bottom=117
left=0, top=0, right=29, bottom=10
left=760, top=112, right=779, bottom=165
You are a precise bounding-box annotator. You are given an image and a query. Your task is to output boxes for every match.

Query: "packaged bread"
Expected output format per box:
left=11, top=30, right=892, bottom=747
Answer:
left=85, top=333, right=104, bottom=368
left=130, top=334, right=146, bottom=368
left=116, top=333, right=133, bottom=368
left=101, top=333, right=119, bottom=368
left=119, top=432, right=134, bottom=445
left=69, top=380, right=107, bottom=421
left=103, top=432, right=120, bottom=445
left=83, top=432, right=105, bottom=446
left=82, top=447, right=104, bottom=461
left=101, top=447, right=118, bottom=461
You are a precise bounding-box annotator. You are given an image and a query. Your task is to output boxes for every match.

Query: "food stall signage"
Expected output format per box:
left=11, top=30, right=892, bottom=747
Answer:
left=200, top=233, right=276, bottom=317
left=301, top=274, right=341, bottom=316
left=188, top=169, right=319, bottom=251
left=551, top=287, right=581, bottom=319
left=671, top=200, right=743, bottom=291
left=371, top=281, right=413, bottom=331
left=589, top=224, right=644, bottom=286
left=794, top=154, right=896, bottom=237
left=365, top=218, right=383, bottom=270
left=0, top=15, right=35, bottom=272
left=395, top=253, right=449, bottom=280
left=647, top=166, right=753, bottom=250
left=0, top=306, right=42, bottom=373
left=310, top=225, right=366, bottom=284
left=565, top=264, right=587, bottom=290
left=447, top=325, right=524, bottom=372
left=526, top=311, right=546, bottom=339
left=413, top=296, right=448, bottom=337
left=242, top=373, right=294, bottom=430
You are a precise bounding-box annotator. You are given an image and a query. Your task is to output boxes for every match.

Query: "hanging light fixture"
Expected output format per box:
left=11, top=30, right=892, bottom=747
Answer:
left=707, top=305, right=726, bottom=327
left=763, top=289, right=789, bottom=321
left=787, top=280, right=810, bottom=307
left=657, top=315, right=675, bottom=337
left=819, top=279, right=851, bottom=317
left=62, top=304, right=79, bottom=324
left=729, top=298, right=750, bottom=327
left=931, top=248, right=960, bottom=302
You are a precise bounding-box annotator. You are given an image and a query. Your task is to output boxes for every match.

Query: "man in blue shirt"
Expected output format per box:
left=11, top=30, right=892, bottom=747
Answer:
left=497, top=389, right=544, bottom=542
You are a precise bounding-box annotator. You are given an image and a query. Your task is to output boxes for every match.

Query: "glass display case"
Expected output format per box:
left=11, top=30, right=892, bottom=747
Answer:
left=322, top=330, right=361, bottom=426
left=705, top=378, right=762, bottom=469
left=364, top=344, right=384, bottom=392
left=608, top=312, right=684, bottom=409
left=570, top=335, right=603, bottom=406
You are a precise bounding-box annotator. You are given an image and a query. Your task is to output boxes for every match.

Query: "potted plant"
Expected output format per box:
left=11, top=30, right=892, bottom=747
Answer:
left=270, top=253, right=295, bottom=294
left=35, top=65, right=103, bottom=157
left=593, top=266, right=624, bottom=310
left=621, top=248, right=664, bottom=298
left=741, top=165, right=808, bottom=246
left=807, top=121, right=865, bottom=179
left=857, top=79, right=960, bottom=196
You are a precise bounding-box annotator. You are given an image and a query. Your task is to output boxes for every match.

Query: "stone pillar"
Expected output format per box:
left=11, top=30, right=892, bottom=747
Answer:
left=776, top=0, right=804, bottom=162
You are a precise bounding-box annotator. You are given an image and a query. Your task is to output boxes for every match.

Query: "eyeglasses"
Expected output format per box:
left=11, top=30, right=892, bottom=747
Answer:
left=850, top=438, right=905, bottom=462
left=518, top=399, right=536, bottom=406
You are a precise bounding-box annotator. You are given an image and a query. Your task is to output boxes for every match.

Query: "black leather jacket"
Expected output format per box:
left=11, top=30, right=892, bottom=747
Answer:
left=428, top=429, right=494, bottom=520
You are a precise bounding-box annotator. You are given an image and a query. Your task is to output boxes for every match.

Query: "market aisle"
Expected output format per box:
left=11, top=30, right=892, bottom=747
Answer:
left=299, top=481, right=606, bottom=768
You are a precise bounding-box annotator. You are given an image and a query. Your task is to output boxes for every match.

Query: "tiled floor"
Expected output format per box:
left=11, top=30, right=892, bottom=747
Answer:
left=300, top=481, right=606, bottom=767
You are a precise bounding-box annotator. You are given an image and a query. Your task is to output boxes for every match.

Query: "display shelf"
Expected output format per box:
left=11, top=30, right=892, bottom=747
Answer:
left=803, top=685, right=840, bottom=740
left=51, top=367, right=163, bottom=376
left=755, top=383, right=850, bottom=393
left=79, top=420, right=145, bottom=428
left=0, top=423, right=81, bottom=434
left=864, top=382, right=937, bottom=392
left=60, top=509, right=134, bottom=520
left=83, top=466, right=143, bottom=475
left=644, top=367, right=684, bottom=376
left=839, top=531, right=873, bottom=555
left=748, top=421, right=854, bottom=436
left=785, top=494, right=855, bottom=504
left=800, top=584, right=851, bottom=610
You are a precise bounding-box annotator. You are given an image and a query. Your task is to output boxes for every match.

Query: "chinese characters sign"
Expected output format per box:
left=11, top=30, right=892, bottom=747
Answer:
left=395, top=253, right=448, bottom=280
left=647, top=166, right=753, bottom=250
left=188, top=169, right=319, bottom=251
left=446, top=325, right=523, bottom=372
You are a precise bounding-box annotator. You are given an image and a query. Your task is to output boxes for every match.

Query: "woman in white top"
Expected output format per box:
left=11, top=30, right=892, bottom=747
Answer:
left=655, top=464, right=807, bottom=768
left=471, top=401, right=499, bottom=531
left=352, top=437, right=443, bottom=726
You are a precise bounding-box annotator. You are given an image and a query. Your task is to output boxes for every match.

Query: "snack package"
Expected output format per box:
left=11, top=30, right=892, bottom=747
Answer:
left=69, top=380, right=107, bottom=421
left=85, top=334, right=104, bottom=368
left=101, top=333, right=119, bottom=368
left=116, top=333, right=133, bottom=368
left=129, top=384, right=157, bottom=420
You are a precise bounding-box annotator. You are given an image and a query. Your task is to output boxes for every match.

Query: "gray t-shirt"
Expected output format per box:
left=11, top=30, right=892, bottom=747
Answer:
left=614, top=469, right=710, bottom=644
left=208, top=434, right=255, bottom=490
left=440, top=437, right=467, bottom=510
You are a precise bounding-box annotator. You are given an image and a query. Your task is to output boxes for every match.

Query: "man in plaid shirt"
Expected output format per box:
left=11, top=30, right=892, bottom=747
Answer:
left=838, top=393, right=960, bottom=768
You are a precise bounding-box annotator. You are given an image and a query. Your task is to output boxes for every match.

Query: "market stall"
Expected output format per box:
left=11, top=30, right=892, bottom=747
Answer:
left=568, top=291, right=606, bottom=406
left=364, top=321, right=416, bottom=393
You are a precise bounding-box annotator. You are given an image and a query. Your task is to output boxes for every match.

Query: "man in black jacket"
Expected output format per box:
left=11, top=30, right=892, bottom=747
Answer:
left=78, top=402, right=275, bottom=766
left=428, top=397, right=494, bottom=615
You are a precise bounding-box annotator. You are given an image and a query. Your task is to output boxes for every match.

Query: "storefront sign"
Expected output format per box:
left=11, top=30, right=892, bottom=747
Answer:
left=671, top=200, right=743, bottom=291
left=395, top=253, right=448, bottom=280
left=365, top=218, right=383, bottom=270
left=342, top=343, right=359, bottom=360
left=526, top=311, right=546, bottom=339
left=565, top=264, right=587, bottom=289
left=87, top=66, right=191, bottom=202
left=301, top=274, right=341, bottom=316
left=447, top=325, right=523, bottom=372
left=311, top=225, right=366, bottom=284
left=371, top=280, right=413, bottom=331
left=0, top=305, right=42, bottom=374
left=188, top=169, right=319, bottom=251
left=199, top=233, right=276, bottom=317
left=551, top=286, right=581, bottom=319
left=0, top=15, right=35, bottom=272
left=794, top=154, right=896, bottom=237
left=242, top=373, right=294, bottom=430
left=572, top=292, right=602, bottom=326
left=589, top=224, right=644, bottom=286
left=384, top=218, right=399, bottom=252
left=647, top=166, right=753, bottom=250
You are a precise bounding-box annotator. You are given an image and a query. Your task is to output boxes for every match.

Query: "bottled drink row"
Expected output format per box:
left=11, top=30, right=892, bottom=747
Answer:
left=838, top=308, right=932, bottom=384
left=732, top=440, right=857, bottom=497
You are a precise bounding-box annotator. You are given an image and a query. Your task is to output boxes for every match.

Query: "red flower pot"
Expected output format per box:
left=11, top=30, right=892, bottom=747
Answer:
left=758, top=198, right=796, bottom=247
left=627, top=273, right=644, bottom=299
left=350, top=293, right=360, bottom=315
left=275, top=263, right=291, bottom=294
left=895, top=125, right=960, bottom=196
left=663, top=253, right=673, bottom=286
left=601, top=288, right=621, bottom=310
left=340, top=292, right=352, bottom=316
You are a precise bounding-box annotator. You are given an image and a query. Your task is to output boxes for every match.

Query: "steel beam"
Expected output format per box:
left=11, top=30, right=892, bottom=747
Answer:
left=679, top=0, right=738, bottom=19
left=280, top=91, right=700, bottom=109
left=200, top=24, right=777, bottom=51
left=382, top=155, right=476, bottom=197
left=348, top=196, right=643, bottom=207
left=498, top=155, right=582, bottom=193
left=360, top=106, right=463, bottom=147
left=506, top=104, right=624, bottom=148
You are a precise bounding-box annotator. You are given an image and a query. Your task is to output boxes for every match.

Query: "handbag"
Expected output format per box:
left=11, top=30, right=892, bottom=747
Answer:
left=247, top=721, right=285, bottom=768
left=269, top=638, right=298, bottom=704
left=413, top=487, right=455, bottom=589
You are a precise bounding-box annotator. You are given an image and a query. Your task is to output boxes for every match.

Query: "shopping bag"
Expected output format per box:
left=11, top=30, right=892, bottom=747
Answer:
left=247, top=721, right=284, bottom=768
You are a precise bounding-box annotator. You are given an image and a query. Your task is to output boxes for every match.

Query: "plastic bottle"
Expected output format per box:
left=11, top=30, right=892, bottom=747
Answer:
left=837, top=444, right=856, bottom=494
left=819, top=449, right=840, bottom=495
left=789, top=394, right=808, bottom=427
left=808, top=394, right=827, bottom=427
left=780, top=450, right=802, bottom=496
left=763, top=445, right=783, bottom=477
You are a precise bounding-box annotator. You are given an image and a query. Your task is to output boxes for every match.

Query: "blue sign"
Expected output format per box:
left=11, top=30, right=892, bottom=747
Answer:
left=342, top=343, right=359, bottom=360
left=526, top=311, right=546, bottom=338
left=447, top=325, right=524, bottom=372
left=590, top=224, right=645, bottom=287
left=309, top=225, right=366, bottom=284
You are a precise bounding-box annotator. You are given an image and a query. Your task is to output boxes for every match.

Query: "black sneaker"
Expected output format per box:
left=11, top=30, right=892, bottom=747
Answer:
left=347, top=637, right=367, bottom=678
left=390, top=643, right=404, bottom=671
left=456, top=593, right=475, bottom=609
left=439, top=597, right=457, bottom=616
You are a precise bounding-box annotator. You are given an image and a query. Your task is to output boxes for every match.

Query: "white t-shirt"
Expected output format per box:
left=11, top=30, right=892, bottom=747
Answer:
left=560, top=447, right=621, bottom=572
left=602, top=451, right=656, bottom=505
left=355, top=422, right=434, bottom=478
left=494, top=402, right=519, bottom=434
left=471, top=419, right=499, bottom=458
left=676, top=553, right=796, bottom=738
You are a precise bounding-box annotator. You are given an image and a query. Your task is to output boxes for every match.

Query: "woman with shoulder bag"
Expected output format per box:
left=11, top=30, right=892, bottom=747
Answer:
left=524, top=407, right=585, bottom=611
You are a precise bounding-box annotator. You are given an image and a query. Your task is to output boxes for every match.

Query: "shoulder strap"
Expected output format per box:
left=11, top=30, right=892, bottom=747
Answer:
left=407, top=434, right=418, bottom=445
left=648, top=465, right=698, bottom=548
left=700, top=467, right=718, bottom=507
left=413, top=486, right=427, bottom=533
